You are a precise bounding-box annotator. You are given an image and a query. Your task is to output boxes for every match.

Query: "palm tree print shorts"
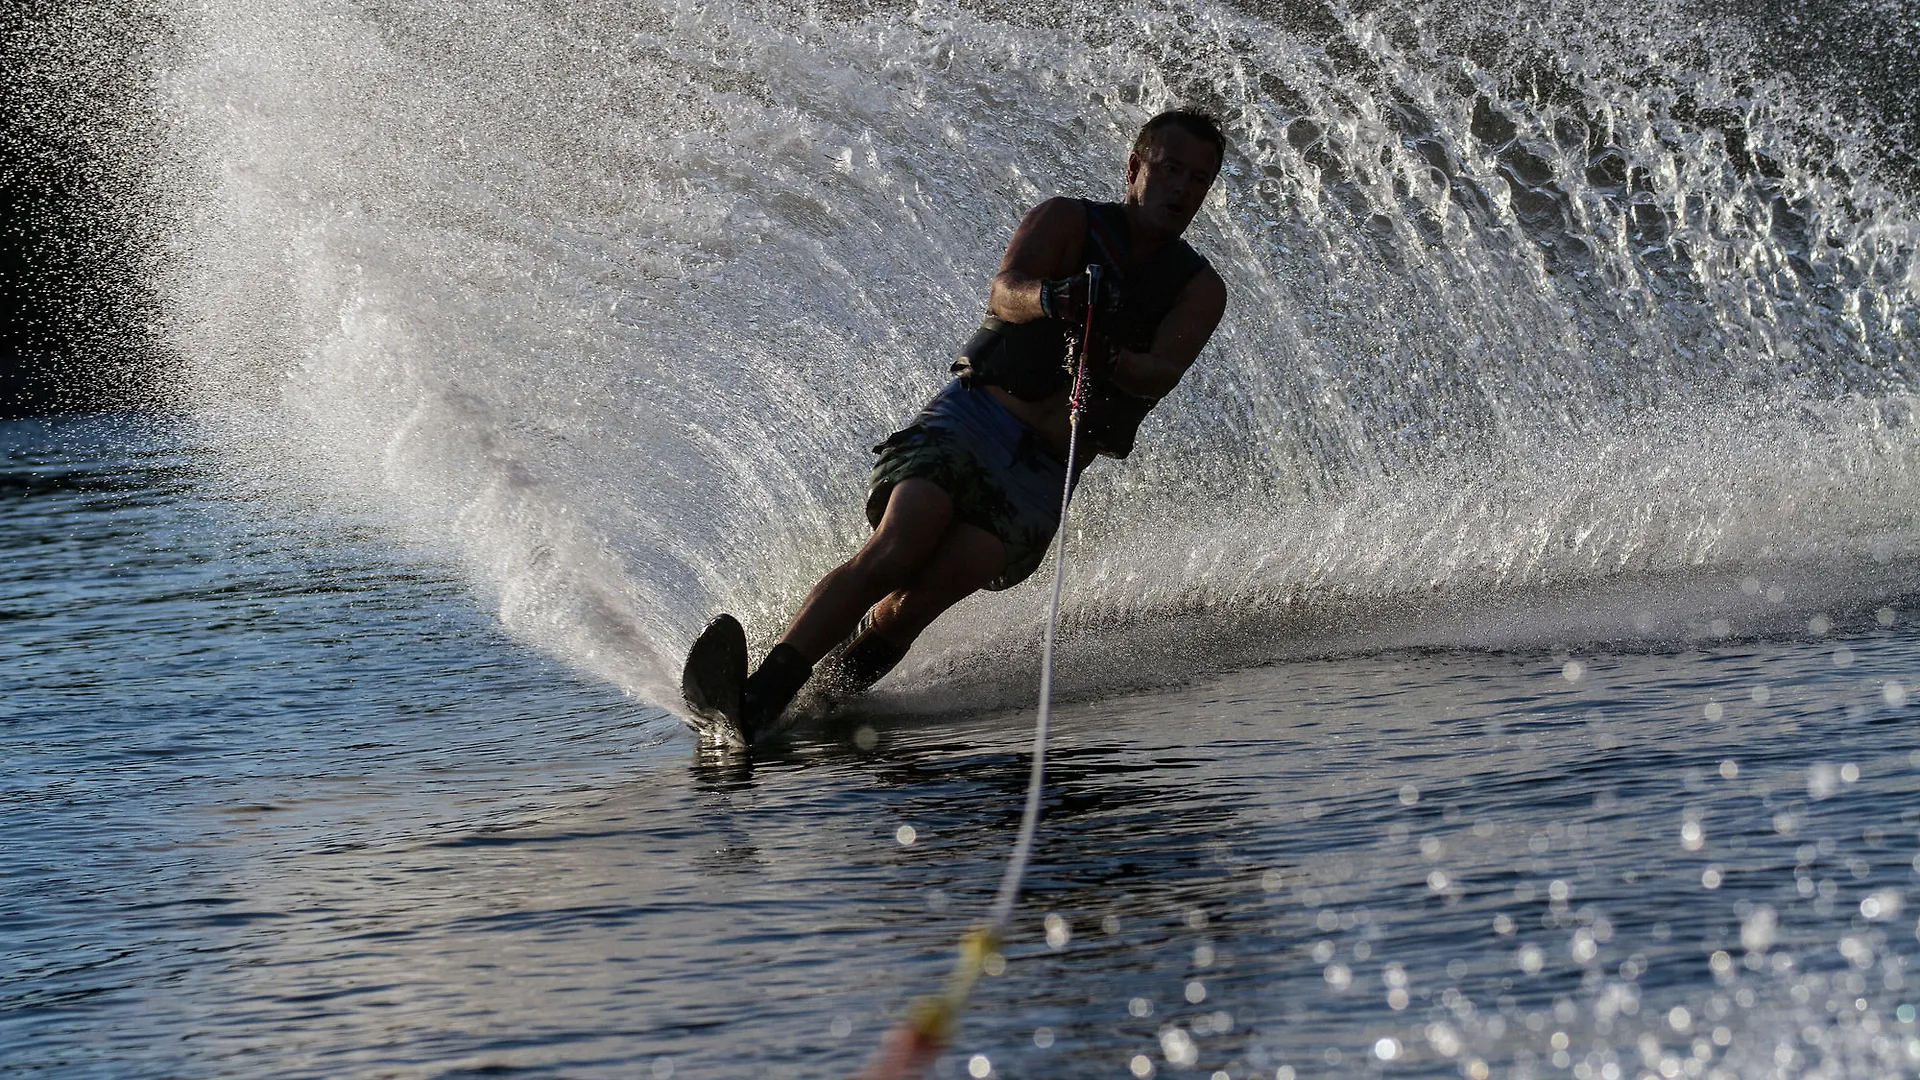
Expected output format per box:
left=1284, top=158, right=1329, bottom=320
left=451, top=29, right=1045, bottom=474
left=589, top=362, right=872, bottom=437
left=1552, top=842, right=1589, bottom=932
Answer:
left=866, top=379, right=1071, bottom=591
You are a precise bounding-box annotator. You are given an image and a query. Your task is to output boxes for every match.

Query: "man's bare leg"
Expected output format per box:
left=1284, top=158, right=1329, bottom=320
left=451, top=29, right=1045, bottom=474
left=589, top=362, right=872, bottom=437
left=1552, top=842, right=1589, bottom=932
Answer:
left=738, top=478, right=959, bottom=736
left=811, top=521, right=1005, bottom=701
left=867, top=522, right=1005, bottom=644
left=778, top=478, right=957, bottom=662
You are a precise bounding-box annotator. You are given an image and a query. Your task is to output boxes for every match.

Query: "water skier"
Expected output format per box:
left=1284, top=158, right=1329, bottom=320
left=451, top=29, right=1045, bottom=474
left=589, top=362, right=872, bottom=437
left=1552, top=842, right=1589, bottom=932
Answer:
left=688, top=110, right=1229, bottom=742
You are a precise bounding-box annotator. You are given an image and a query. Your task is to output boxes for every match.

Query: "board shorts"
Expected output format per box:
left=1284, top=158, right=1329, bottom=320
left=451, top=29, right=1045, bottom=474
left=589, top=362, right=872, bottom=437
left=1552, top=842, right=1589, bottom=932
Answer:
left=867, top=379, right=1071, bottom=591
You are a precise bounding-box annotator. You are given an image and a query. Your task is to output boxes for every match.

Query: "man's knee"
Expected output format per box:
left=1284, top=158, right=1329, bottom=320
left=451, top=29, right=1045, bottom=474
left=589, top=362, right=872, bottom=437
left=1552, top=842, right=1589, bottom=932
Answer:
left=851, top=478, right=955, bottom=592
left=842, top=540, right=918, bottom=597
left=877, top=524, right=1006, bottom=638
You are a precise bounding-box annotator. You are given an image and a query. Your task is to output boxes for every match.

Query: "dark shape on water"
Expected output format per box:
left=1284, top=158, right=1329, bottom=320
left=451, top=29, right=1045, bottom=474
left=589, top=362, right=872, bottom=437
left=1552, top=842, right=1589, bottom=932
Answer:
left=682, top=613, right=750, bottom=743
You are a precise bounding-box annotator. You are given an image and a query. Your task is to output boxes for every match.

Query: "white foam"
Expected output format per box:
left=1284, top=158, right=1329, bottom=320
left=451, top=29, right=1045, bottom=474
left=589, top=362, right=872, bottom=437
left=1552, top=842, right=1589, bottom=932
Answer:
left=144, top=0, right=1920, bottom=712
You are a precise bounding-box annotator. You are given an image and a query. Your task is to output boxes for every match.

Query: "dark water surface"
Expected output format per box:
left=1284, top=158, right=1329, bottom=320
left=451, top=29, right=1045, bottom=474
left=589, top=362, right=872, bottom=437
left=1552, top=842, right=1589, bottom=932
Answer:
left=7, top=418, right=1919, bottom=1079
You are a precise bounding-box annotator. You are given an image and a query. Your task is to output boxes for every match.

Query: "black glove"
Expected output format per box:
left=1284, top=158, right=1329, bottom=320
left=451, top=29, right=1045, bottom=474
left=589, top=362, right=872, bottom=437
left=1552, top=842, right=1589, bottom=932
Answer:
left=1038, top=275, right=1088, bottom=323
left=1039, top=273, right=1123, bottom=324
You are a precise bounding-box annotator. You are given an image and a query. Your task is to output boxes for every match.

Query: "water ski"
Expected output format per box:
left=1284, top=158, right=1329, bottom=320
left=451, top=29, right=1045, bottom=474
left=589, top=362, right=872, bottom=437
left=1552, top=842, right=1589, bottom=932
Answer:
left=681, top=614, right=749, bottom=743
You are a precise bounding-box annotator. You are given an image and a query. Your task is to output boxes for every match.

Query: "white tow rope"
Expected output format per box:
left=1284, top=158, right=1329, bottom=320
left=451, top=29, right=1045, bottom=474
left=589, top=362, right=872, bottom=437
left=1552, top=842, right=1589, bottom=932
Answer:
left=856, top=265, right=1103, bottom=1080
left=986, top=265, right=1099, bottom=930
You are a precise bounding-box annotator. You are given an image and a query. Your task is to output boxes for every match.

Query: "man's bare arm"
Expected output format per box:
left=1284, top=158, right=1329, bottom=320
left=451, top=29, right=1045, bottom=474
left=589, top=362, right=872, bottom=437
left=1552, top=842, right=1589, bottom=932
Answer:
left=987, top=197, right=1088, bottom=324
left=1109, top=266, right=1228, bottom=399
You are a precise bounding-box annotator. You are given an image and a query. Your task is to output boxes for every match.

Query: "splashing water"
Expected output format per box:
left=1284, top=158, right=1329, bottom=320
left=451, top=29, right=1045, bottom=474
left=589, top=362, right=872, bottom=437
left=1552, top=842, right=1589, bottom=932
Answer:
left=10, top=3, right=1920, bottom=1076
left=139, top=0, right=1918, bottom=708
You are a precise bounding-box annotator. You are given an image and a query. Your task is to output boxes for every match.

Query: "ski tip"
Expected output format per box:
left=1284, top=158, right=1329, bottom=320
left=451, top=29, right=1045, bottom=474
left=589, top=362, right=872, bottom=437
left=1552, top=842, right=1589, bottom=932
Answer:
left=681, top=613, right=749, bottom=742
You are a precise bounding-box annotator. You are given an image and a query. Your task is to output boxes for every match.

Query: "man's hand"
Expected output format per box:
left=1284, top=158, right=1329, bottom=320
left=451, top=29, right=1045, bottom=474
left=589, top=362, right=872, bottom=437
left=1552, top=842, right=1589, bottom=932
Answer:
left=988, top=197, right=1089, bottom=324
left=1039, top=274, right=1124, bottom=324
left=1104, top=267, right=1227, bottom=399
left=1037, top=275, right=1089, bottom=323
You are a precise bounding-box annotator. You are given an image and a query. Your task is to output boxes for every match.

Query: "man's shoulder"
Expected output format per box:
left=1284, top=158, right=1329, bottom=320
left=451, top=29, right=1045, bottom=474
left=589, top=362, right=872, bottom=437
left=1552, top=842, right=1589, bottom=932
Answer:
left=1183, top=260, right=1228, bottom=316
left=1024, top=195, right=1091, bottom=227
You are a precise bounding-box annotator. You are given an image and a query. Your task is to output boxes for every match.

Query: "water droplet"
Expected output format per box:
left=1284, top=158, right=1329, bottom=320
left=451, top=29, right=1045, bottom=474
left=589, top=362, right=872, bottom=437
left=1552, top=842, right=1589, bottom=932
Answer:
left=1160, top=1028, right=1197, bottom=1067
left=1032, top=1027, right=1054, bottom=1048
left=1517, top=944, right=1544, bottom=974
left=895, top=824, right=916, bottom=846
left=1740, top=907, right=1776, bottom=952
left=1808, top=763, right=1839, bottom=799
left=1374, top=1037, right=1401, bottom=1061
left=968, top=1053, right=992, bottom=1078
left=1860, top=890, right=1902, bottom=920
left=1044, top=914, right=1070, bottom=949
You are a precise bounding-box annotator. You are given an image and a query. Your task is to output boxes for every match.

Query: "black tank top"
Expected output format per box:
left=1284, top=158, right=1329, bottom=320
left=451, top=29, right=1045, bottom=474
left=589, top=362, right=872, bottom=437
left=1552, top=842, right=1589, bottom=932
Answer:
left=954, top=199, right=1210, bottom=458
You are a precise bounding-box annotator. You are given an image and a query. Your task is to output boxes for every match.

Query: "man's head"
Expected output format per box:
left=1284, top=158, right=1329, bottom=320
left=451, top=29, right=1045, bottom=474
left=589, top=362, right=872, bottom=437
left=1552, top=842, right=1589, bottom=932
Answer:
left=1124, top=110, right=1226, bottom=240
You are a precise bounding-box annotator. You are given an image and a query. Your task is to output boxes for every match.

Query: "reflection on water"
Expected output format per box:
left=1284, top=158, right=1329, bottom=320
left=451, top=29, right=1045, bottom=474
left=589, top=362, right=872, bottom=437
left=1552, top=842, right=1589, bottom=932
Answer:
left=6, top=419, right=1917, bottom=1077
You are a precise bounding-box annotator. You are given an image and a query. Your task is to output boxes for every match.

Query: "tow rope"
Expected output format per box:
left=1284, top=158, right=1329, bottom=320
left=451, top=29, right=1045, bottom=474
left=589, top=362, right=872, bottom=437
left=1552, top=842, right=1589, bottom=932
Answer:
left=857, top=265, right=1104, bottom=1080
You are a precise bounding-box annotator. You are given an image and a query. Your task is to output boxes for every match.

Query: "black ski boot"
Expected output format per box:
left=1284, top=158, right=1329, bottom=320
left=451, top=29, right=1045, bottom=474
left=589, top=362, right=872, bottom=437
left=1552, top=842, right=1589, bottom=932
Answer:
left=813, top=620, right=909, bottom=703
left=738, top=643, right=813, bottom=745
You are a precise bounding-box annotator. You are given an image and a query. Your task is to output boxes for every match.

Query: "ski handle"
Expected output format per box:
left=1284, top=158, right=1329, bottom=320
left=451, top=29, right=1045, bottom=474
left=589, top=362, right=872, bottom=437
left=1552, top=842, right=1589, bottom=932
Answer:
left=1068, top=263, right=1102, bottom=420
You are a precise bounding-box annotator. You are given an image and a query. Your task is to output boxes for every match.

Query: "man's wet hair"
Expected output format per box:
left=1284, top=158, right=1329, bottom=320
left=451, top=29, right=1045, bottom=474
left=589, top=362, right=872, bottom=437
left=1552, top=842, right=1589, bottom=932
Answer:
left=1133, top=110, right=1227, bottom=172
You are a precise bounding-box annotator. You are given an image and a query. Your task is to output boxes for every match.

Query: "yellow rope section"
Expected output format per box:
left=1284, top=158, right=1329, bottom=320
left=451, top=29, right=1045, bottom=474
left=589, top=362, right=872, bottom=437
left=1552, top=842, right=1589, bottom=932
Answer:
left=855, top=928, right=1002, bottom=1079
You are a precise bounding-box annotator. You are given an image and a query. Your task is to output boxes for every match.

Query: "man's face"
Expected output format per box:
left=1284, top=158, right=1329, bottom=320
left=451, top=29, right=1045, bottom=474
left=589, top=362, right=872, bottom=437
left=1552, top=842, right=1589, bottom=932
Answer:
left=1125, top=126, right=1221, bottom=238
